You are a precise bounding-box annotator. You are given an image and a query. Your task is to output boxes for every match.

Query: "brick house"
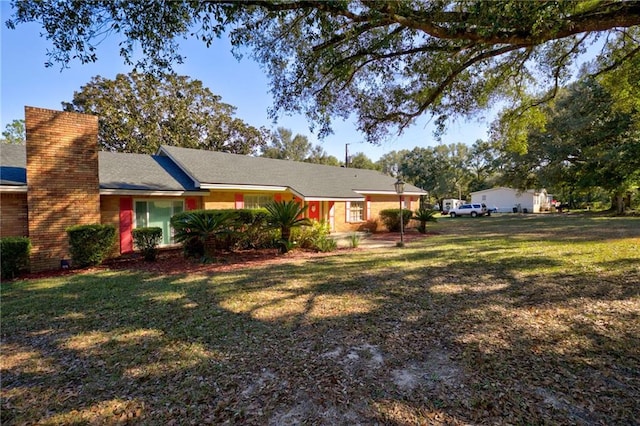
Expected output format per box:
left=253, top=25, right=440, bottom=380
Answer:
left=1, top=107, right=426, bottom=272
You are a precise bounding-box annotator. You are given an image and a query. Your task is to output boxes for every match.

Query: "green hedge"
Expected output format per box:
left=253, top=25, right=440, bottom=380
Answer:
left=379, top=209, right=413, bottom=232
left=67, top=224, right=116, bottom=268
left=171, top=209, right=274, bottom=258
left=132, top=227, right=162, bottom=261
left=1, top=237, right=31, bottom=279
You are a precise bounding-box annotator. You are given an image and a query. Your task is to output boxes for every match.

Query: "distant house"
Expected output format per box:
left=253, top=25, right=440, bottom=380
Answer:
left=470, top=187, right=551, bottom=213
left=0, top=107, right=426, bottom=272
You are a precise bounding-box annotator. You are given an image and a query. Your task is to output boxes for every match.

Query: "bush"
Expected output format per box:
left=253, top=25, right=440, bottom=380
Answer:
left=314, top=235, right=338, bottom=252
left=132, top=227, right=162, bottom=261
left=412, top=208, right=438, bottom=234
left=67, top=224, right=116, bottom=268
left=379, top=209, right=413, bottom=232
left=1, top=237, right=31, bottom=279
left=171, top=209, right=274, bottom=256
left=292, top=221, right=331, bottom=249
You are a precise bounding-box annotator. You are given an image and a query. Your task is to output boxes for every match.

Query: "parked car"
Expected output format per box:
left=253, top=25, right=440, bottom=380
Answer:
left=449, top=203, right=489, bottom=218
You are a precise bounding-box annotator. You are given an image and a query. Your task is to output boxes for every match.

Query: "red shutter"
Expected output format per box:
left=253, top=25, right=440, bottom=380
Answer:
left=235, top=193, right=244, bottom=209
left=275, top=194, right=282, bottom=202
left=185, top=197, right=197, bottom=211
left=119, top=197, right=134, bottom=254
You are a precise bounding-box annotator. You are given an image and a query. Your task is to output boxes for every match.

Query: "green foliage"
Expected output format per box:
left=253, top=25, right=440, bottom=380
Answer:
left=9, top=2, right=639, bottom=143
left=171, top=210, right=234, bottom=260
left=66, top=224, right=116, bottom=268
left=61, top=72, right=268, bottom=154
left=1, top=237, right=31, bottom=279
left=262, top=127, right=341, bottom=166
left=314, top=235, right=338, bottom=253
left=348, top=152, right=379, bottom=170
left=379, top=209, right=413, bottom=233
left=171, top=209, right=276, bottom=259
left=1, top=119, right=25, bottom=144
left=348, top=233, right=361, bottom=249
left=412, top=208, right=438, bottom=234
left=264, top=200, right=311, bottom=253
left=132, top=227, right=162, bottom=261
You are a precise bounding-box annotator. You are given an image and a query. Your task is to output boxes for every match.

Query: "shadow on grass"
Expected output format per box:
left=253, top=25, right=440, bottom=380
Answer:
left=2, top=215, right=639, bottom=424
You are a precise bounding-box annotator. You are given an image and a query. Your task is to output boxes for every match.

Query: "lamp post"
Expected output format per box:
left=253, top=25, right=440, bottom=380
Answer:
left=394, top=177, right=406, bottom=247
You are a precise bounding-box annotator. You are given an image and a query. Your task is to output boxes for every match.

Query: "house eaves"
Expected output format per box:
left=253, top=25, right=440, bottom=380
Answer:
left=158, top=145, right=426, bottom=200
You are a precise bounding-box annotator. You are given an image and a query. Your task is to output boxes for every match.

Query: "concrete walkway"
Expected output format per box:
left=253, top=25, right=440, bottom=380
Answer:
left=331, top=231, right=422, bottom=249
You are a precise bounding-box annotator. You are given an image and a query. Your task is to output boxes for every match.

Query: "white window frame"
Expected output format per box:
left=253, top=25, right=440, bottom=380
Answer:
left=244, top=194, right=273, bottom=209
left=347, top=201, right=365, bottom=222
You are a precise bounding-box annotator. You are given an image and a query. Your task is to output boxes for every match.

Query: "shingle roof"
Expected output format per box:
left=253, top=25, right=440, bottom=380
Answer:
left=0, top=144, right=27, bottom=186
left=1, top=143, right=427, bottom=198
left=0, top=144, right=198, bottom=192
left=160, top=145, right=426, bottom=199
left=98, top=151, right=199, bottom=192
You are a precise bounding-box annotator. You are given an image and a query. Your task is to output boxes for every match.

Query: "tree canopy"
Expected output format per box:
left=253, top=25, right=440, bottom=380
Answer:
left=261, top=127, right=340, bottom=165
left=62, top=72, right=268, bottom=154
left=8, top=1, right=640, bottom=144
left=1, top=119, right=25, bottom=144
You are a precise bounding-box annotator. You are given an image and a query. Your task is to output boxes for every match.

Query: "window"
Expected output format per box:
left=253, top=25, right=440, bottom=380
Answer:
left=348, top=201, right=364, bottom=222
left=135, top=200, right=184, bottom=245
left=244, top=194, right=273, bottom=209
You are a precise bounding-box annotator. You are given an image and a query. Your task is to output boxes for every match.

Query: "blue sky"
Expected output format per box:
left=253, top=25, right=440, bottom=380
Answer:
left=0, top=2, right=491, bottom=161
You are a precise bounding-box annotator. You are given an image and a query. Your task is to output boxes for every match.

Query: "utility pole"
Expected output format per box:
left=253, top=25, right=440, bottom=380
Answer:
left=345, top=143, right=350, bottom=167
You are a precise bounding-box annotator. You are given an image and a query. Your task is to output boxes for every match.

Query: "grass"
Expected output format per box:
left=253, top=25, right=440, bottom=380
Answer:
left=2, top=214, right=639, bottom=424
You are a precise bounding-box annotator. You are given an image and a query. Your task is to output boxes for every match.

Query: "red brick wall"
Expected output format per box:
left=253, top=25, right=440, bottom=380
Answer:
left=25, top=107, right=101, bottom=272
left=0, top=193, right=29, bottom=237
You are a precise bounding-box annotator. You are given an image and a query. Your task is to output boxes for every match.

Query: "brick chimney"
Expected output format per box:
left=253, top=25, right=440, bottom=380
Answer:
left=25, top=107, right=100, bottom=272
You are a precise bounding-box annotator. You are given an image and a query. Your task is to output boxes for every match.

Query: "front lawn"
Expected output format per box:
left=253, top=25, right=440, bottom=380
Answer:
left=2, top=214, right=639, bottom=424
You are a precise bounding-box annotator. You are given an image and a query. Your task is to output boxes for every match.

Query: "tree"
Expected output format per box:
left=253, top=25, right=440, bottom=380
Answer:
left=62, top=72, right=268, bottom=154
left=262, top=127, right=340, bottom=165
left=495, top=76, right=640, bottom=213
left=262, top=127, right=312, bottom=161
left=348, top=152, right=379, bottom=170
left=1, top=119, right=25, bottom=144
left=8, top=1, right=640, bottom=145
left=377, top=150, right=410, bottom=177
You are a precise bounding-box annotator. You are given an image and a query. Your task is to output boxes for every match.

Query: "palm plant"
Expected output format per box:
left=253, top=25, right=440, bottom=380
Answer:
left=171, top=211, right=234, bottom=259
left=264, top=200, right=312, bottom=253
left=412, top=208, right=438, bottom=234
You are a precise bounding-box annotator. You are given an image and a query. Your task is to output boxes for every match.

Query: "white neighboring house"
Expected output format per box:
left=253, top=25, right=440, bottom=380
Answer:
left=470, top=187, right=551, bottom=213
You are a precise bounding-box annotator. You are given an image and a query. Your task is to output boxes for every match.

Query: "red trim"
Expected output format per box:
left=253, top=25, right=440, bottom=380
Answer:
left=234, top=193, right=244, bottom=209
left=119, top=197, right=134, bottom=253
left=274, top=194, right=282, bottom=202
left=185, top=197, right=197, bottom=211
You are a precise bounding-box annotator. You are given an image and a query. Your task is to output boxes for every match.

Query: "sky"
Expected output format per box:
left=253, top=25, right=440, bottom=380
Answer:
left=0, top=2, right=492, bottom=162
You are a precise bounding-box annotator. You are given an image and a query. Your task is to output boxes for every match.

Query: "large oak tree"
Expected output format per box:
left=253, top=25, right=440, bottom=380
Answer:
left=7, top=1, right=640, bottom=144
left=63, top=72, right=268, bottom=154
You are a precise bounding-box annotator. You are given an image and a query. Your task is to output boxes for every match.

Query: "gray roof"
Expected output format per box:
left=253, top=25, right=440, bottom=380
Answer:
left=98, top=151, right=199, bottom=192
left=160, top=145, right=426, bottom=199
left=1, top=143, right=427, bottom=198
left=0, top=144, right=197, bottom=192
left=0, top=144, right=27, bottom=186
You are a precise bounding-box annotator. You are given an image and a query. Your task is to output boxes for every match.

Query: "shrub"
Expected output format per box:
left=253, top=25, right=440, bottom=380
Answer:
left=379, top=208, right=413, bottom=232
left=293, top=221, right=331, bottom=249
left=349, top=233, right=361, bottom=248
left=132, top=227, right=162, bottom=261
left=171, top=210, right=234, bottom=260
left=314, top=235, right=338, bottom=252
left=264, top=201, right=311, bottom=253
left=358, top=219, right=378, bottom=233
left=1, top=236, right=31, bottom=279
left=412, top=208, right=438, bottom=233
left=67, top=224, right=116, bottom=268
left=171, top=209, right=273, bottom=253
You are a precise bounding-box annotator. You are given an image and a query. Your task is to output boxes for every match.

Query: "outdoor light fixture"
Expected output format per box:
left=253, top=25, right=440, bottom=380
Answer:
left=394, top=177, right=406, bottom=247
